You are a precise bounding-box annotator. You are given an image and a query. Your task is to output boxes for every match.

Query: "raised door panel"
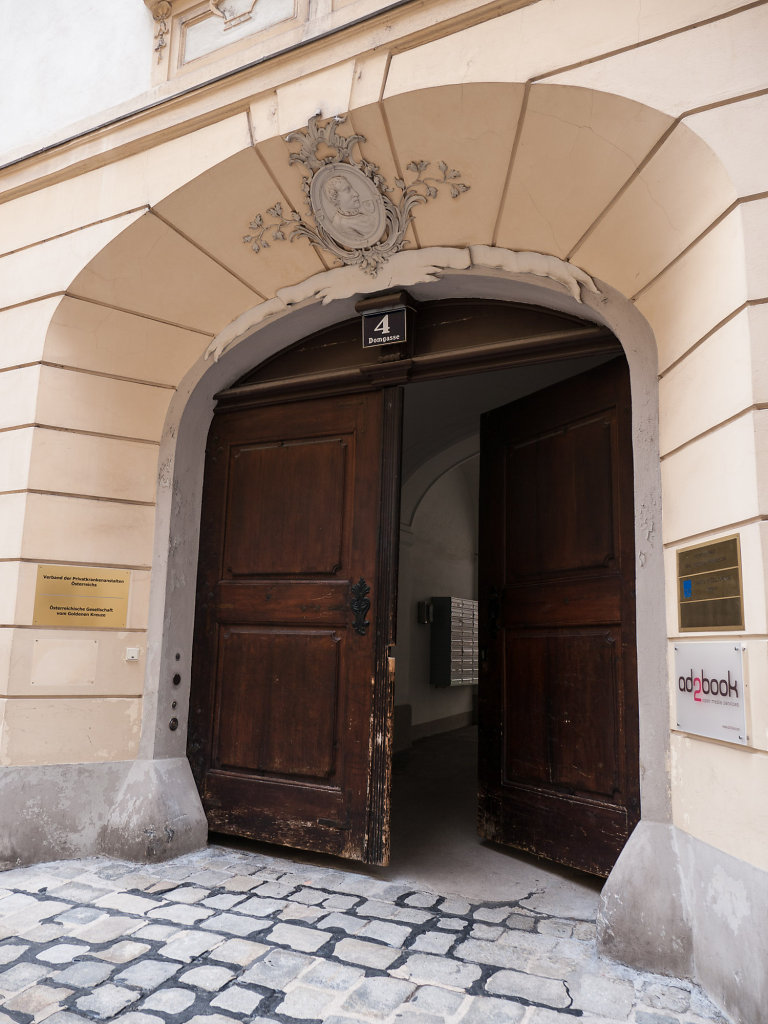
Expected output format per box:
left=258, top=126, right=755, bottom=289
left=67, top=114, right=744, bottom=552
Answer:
left=479, top=358, right=639, bottom=876
left=213, top=627, right=341, bottom=779
left=501, top=629, right=621, bottom=798
left=225, top=439, right=347, bottom=576
left=506, top=414, right=617, bottom=579
left=547, top=629, right=621, bottom=798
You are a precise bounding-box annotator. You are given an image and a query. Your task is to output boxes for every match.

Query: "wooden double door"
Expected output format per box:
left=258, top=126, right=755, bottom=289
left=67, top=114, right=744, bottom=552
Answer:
left=188, top=358, right=640, bottom=875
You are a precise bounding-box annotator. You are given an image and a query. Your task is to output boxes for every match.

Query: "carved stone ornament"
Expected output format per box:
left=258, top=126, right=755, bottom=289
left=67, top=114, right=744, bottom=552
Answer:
left=206, top=245, right=603, bottom=362
left=143, top=0, right=172, bottom=61
left=243, top=114, right=470, bottom=276
left=209, top=0, right=259, bottom=29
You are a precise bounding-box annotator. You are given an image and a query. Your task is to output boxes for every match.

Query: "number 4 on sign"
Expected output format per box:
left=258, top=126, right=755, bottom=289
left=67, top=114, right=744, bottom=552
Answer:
left=361, top=306, right=407, bottom=349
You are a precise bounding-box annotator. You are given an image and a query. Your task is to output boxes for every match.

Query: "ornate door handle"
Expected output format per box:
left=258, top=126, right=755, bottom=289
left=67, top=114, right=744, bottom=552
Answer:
left=351, top=578, right=371, bottom=635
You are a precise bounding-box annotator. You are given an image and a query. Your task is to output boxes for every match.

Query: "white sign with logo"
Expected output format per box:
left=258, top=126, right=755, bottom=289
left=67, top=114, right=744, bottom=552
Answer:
left=674, top=642, right=747, bottom=745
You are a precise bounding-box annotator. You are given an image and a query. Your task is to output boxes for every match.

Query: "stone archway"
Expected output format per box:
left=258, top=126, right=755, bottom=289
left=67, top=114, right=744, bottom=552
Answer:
left=5, top=75, right=751, bottom=1006
left=117, top=263, right=663, bottom=859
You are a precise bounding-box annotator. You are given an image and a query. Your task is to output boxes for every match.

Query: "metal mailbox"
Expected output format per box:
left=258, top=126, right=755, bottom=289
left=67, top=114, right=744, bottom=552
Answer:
left=430, top=596, right=479, bottom=688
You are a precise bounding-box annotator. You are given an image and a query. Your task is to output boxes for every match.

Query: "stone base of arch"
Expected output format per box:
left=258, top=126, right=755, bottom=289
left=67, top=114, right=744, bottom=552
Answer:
left=600, top=820, right=768, bottom=1024
left=0, top=758, right=206, bottom=868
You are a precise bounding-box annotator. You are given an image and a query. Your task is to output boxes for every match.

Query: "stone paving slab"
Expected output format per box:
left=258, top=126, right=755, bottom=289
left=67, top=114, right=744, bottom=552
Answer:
left=0, top=846, right=731, bottom=1023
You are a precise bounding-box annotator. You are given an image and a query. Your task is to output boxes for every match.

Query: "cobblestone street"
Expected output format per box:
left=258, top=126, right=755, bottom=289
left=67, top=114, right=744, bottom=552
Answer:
left=0, top=845, right=729, bottom=1024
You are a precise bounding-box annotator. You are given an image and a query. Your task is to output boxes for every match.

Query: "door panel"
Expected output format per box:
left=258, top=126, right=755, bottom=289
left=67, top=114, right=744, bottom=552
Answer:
left=506, top=415, right=616, bottom=577
left=479, top=358, right=639, bottom=876
left=225, top=439, right=347, bottom=575
left=545, top=630, right=620, bottom=796
left=214, top=627, right=341, bottom=778
left=189, top=390, right=400, bottom=864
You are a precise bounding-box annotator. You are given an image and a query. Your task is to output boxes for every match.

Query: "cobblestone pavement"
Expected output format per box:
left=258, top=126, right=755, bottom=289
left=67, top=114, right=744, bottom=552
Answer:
left=0, top=845, right=729, bottom=1024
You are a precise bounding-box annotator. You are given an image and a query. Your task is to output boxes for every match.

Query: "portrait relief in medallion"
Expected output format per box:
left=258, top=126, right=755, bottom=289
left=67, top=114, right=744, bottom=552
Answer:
left=243, top=114, right=469, bottom=275
left=311, top=164, right=386, bottom=250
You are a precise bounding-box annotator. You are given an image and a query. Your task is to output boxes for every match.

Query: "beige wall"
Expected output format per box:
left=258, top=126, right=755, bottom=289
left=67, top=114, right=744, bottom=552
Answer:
left=1, top=2, right=767, bottom=879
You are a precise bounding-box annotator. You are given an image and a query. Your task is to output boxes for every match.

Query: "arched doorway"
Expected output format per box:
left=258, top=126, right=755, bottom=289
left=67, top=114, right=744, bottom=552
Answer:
left=186, top=298, right=640, bottom=877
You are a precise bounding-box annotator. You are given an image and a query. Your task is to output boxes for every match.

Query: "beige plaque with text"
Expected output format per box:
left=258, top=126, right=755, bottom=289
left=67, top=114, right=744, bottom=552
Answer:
left=34, top=565, right=130, bottom=629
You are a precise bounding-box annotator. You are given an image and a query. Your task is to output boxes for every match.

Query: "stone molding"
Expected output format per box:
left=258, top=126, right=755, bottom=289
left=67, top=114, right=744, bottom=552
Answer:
left=204, top=245, right=601, bottom=362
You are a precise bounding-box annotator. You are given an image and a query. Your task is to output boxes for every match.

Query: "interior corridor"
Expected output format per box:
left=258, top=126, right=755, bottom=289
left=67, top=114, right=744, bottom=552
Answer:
left=381, top=726, right=602, bottom=916
left=218, top=726, right=602, bottom=920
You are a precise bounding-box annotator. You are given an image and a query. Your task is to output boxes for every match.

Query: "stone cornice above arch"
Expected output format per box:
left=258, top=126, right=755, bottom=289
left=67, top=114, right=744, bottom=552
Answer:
left=204, top=245, right=601, bottom=361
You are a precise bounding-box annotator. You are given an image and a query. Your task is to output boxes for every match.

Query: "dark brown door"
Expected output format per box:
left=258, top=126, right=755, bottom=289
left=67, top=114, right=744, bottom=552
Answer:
left=478, top=358, right=640, bottom=876
left=188, top=389, right=400, bottom=865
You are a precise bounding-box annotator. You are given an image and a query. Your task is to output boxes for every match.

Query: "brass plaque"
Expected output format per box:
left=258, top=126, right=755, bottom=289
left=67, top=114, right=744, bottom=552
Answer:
left=34, top=565, right=130, bottom=629
left=677, top=566, right=741, bottom=603
left=677, top=536, right=743, bottom=632
left=678, top=537, right=740, bottom=577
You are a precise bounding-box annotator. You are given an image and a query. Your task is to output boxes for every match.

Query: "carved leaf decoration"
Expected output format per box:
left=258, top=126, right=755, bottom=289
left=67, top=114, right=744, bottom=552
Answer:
left=243, top=116, right=469, bottom=275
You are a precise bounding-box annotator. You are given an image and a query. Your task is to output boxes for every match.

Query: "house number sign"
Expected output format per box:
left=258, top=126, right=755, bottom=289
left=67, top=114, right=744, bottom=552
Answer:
left=362, top=307, right=408, bottom=349
left=674, top=641, right=747, bottom=745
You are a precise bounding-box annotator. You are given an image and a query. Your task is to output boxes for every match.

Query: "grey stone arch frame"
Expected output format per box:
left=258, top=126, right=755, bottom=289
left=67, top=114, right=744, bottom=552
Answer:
left=127, top=265, right=667, bottom=891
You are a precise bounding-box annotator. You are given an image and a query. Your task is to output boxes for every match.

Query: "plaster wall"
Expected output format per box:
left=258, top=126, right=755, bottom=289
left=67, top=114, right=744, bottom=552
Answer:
left=396, top=459, right=478, bottom=733
left=0, top=0, right=154, bottom=162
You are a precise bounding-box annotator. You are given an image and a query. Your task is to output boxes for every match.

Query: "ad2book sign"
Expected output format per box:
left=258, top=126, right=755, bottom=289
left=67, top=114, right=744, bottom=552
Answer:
left=674, top=641, right=747, bottom=744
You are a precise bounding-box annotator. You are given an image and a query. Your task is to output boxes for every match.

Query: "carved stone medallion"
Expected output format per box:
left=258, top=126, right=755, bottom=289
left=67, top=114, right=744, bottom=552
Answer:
left=310, top=164, right=387, bottom=250
left=243, top=114, right=469, bottom=276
